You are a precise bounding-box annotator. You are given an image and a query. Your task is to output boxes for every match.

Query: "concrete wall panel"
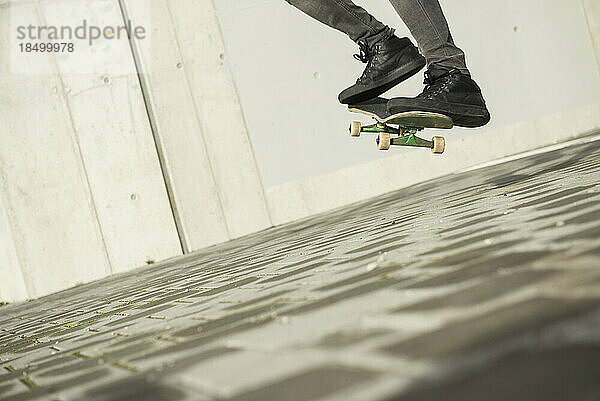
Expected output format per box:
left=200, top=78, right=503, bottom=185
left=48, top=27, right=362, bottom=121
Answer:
left=1, top=4, right=111, bottom=299
left=166, top=0, right=272, bottom=238
left=0, top=3, right=28, bottom=303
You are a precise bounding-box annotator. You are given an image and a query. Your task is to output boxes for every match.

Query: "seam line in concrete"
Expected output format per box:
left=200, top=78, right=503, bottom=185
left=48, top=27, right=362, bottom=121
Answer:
left=117, top=0, right=189, bottom=253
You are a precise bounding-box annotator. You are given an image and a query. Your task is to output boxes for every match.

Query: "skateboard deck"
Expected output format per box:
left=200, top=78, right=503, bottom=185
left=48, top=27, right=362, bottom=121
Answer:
left=347, top=97, right=453, bottom=153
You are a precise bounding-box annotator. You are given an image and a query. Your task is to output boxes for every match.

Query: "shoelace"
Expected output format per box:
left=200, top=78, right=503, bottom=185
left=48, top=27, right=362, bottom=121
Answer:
left=421, top=68, right=459, bottom=98
left=353, top=42, right=376, bottom=83
left=353, top=42, right=370, bottom=63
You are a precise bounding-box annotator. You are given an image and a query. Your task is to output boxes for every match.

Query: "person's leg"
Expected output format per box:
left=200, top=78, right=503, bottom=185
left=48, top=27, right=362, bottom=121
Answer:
left=388, top=0, right=469, bottom=75
left=283, top=0, right=392, bottom=47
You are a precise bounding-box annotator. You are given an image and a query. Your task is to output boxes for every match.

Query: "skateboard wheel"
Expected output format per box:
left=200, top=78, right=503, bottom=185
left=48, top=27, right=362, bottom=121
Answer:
left=349, top=121, right=361, bottom=137
left=377, top=132, right=391, bottom=151
left=431, top=136, right=445, bottom=154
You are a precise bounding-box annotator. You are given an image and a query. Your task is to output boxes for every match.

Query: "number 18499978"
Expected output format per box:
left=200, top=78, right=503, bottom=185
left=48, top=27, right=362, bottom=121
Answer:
left=19, top=42, right=74, bottom=52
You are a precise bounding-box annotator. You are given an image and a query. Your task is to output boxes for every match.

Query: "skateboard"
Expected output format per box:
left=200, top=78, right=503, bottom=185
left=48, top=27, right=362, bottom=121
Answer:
left=347, top=97, right=452, bottom=154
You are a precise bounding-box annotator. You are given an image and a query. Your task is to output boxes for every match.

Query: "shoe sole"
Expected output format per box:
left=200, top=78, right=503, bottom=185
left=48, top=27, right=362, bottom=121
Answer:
left=339, top=57, right=426, bottom=104
left=387, top=98, right=491, bottom=128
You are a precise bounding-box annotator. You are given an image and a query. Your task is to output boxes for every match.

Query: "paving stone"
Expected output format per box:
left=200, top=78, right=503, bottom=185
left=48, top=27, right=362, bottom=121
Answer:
left=381, top=297, right=600, bottom=359
left=385, top=345, right=600, bottom=401
left=223, top=366, right=378, bottom=401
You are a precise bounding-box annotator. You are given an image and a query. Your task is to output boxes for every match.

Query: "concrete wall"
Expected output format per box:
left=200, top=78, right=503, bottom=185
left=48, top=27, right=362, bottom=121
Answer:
left=1, top=0, right=600, bottom=303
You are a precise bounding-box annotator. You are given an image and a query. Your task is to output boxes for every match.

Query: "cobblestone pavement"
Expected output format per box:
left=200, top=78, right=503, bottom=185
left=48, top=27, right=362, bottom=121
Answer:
left=2, top=133, right=600, bottom=401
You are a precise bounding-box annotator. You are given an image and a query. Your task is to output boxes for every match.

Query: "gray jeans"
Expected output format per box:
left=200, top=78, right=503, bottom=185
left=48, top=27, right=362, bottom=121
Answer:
left=284, top=0, right=469, bottom=75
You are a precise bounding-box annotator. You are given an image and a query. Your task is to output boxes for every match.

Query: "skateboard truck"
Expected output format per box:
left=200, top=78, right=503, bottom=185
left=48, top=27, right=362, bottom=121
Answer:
left=349, top=121, right=445, bottom=154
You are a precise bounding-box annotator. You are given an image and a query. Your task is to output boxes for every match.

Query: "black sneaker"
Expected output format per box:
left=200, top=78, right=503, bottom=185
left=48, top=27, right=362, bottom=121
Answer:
left=338, top=35, right=425, bottom=104
left=387, top=64, right=491, bottom=128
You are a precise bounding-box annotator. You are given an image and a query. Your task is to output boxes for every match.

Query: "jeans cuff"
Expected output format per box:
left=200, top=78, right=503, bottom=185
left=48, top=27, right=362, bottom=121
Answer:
left=361, top=27, right=394, bottom=49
